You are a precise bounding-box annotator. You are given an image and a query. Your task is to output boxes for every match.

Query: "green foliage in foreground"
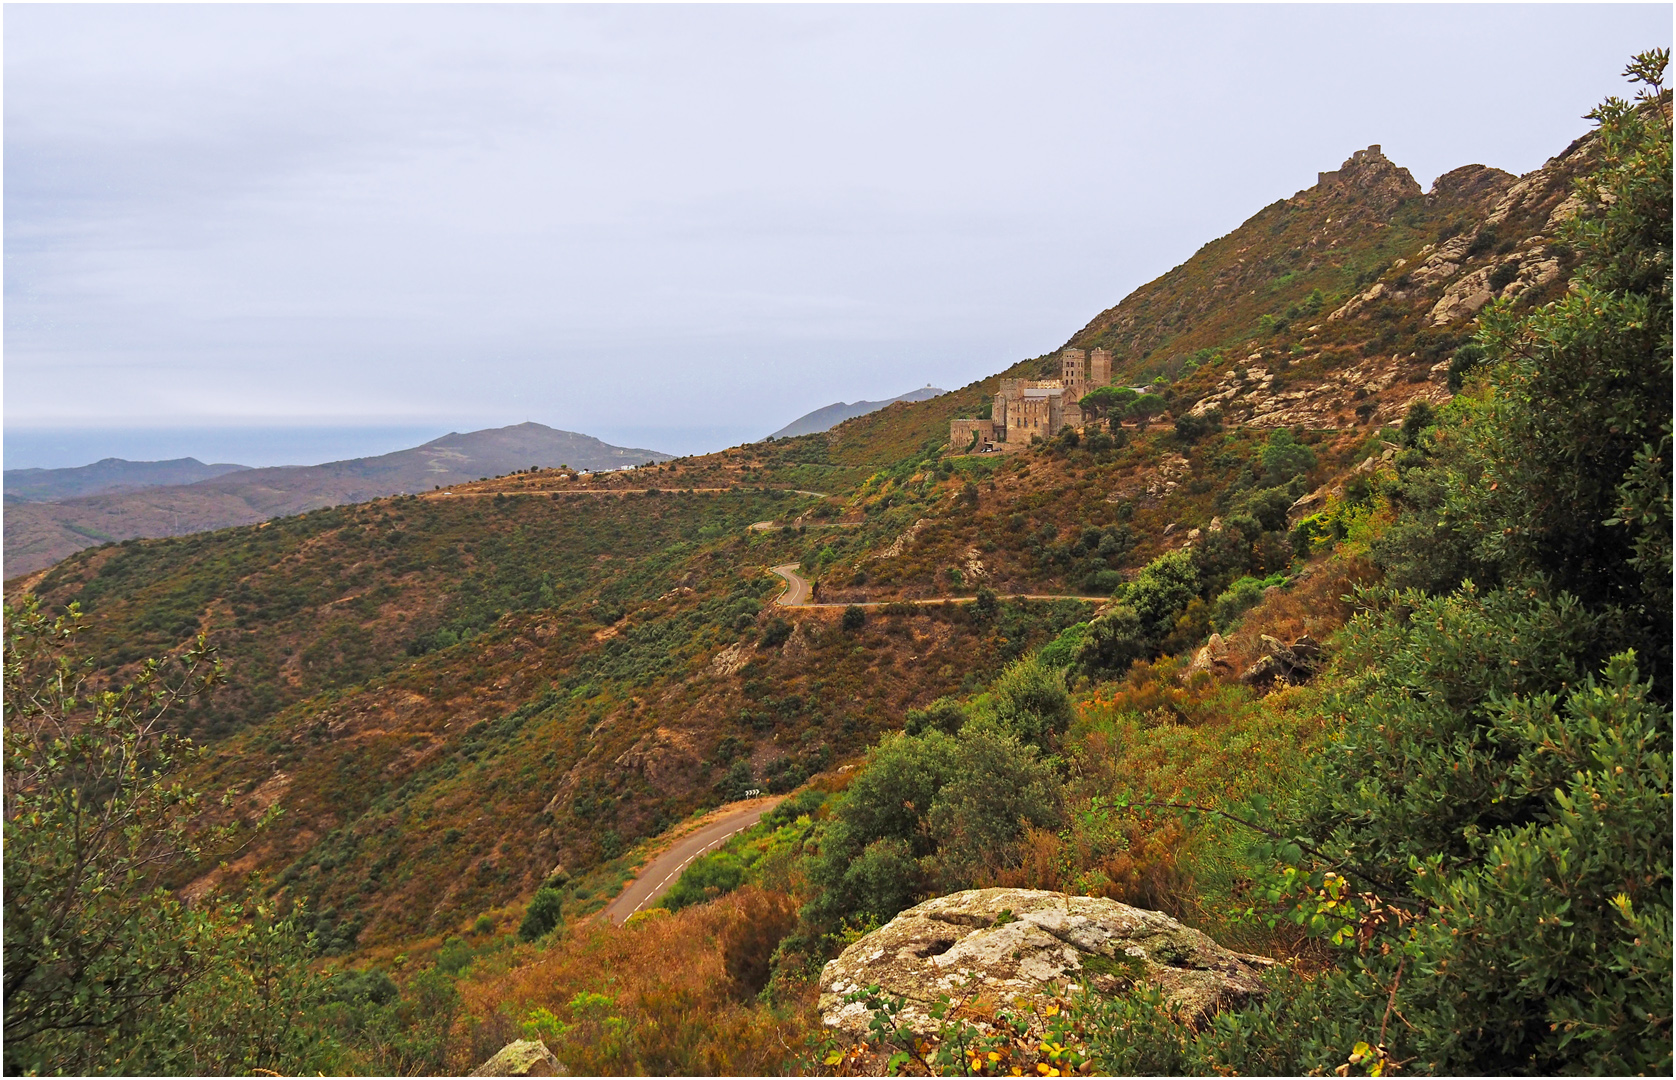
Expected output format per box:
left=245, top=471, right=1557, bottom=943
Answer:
left=1077, top=55, right=1675, bottom=1076
left=819, top=53, right=1674, bottom=1077
left=801, top=659, right=1071, bottom=930
left=1072, top=644, right=1670, bottom=1077
left=2, top=598, right=333, bottom=1075
left=2, top=596, right=489, bottom=1076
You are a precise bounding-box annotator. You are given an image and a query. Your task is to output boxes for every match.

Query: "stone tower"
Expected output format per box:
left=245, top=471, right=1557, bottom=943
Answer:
left=1089, top=348, right=1112, bottom=387
left=1062, top=348, right=1086, bottom=390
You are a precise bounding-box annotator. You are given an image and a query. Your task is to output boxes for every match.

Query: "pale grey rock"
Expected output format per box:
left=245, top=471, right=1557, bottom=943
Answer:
left=471, top=1039, right=565, bottom=1077
left=1185, top=632, right=1230, bottom=678
left=817, top=889, right=1269, bottom=1044
left=1428, top=267, right=1497, bottom=325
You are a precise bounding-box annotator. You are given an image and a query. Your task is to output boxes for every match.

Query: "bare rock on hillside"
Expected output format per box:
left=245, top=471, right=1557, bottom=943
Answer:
left=1184, top=632, right=1230, bottom=679
left=876, top=518, right=929, bottom=560
left=1240, top=634, right=1326, bottom=688
left=1428, top=267, right=1498, bottom=325
left=1144, top=456, right=1192, bottom=501
left=818, top=889, right=1268, bottom=1045
left=781, top=618, right=816, bottom=660
left=709, top=642, right=751, bottom=677
left=470, top=1038, right=565, bottom=1076
left=614, top=727, right=698, bottom=787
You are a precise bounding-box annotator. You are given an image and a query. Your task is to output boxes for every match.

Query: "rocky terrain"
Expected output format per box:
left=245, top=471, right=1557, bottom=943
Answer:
left=818, top=889, right=1269, bottom=1042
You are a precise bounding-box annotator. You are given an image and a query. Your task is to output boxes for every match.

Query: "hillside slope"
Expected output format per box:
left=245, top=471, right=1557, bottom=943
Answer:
left=10, top=126, right=1604, bottom=959
left=3, top=423, right=672, bottom=575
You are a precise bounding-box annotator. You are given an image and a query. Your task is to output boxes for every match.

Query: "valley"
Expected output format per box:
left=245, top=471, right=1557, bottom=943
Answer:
left=5, top=59, right=1668, bottom=1078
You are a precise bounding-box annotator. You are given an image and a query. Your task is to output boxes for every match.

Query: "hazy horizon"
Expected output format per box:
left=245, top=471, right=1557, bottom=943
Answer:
left=7, top=5, right=1669, bottom=459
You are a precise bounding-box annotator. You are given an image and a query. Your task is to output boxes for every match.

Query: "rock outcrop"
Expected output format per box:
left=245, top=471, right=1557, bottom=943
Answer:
left=613, top=727, right=699, bottom=787
left=1239, top=634, right=1325, bottom=688
left=470, top=1039, right=565, bottom=1077
left=818, top=889, right=1269, bottom=1044
left=1184, top=632, right=1231, bottom=679
left=1426, top=163, right=1518, bottom=211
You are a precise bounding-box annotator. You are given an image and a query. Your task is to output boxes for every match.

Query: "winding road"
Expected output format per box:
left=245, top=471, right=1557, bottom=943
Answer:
left=603, top=796, right=786, bottom=925
left=768, top=563, right=1109, bottom=608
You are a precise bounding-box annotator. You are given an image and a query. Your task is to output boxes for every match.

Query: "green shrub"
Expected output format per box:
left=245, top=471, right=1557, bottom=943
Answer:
left=1258, top=429, right=1316, bottom=487
left=759, top=618, right=792, bottom=648
left=1447, top=342, right=1487, bottom=391
left=841, top=605, right=866, bottom=632
left=1036, top=622, right=1089, bottom=669
left=1209, top=575, right=1277, bottom=631
left=435, top=936, right=474, bottom=975
left=662, top=852, right=747, bottom=911
left=974, top=656, right=1074, bottom=749
left=803, top=724, right=1063, bottom=930
left=904, top=697, right=968, bottom=737
left=1487, top=256, right=1522, bottom=292
left=517, top=887, right=563, bottom=942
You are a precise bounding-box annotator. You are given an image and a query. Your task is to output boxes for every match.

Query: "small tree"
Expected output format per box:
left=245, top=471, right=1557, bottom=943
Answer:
left=1079, top=385, right=1138, bottom=424
left=1127, top=393, right=1169, bottom=429
left=3, top=596, right=321, bottom=1075
left=518, top=887, right=564, bottom=941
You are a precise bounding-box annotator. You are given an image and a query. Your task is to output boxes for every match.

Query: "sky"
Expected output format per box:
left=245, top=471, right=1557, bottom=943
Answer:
left=5, top=4, right=1670, bottom=465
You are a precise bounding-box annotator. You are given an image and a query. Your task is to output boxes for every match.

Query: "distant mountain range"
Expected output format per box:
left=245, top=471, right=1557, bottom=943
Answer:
left=3, top=422, right=671, bottom=577
left=768, top=386, right=946, bottom=439
left=5, top=457, right=252, bottom=503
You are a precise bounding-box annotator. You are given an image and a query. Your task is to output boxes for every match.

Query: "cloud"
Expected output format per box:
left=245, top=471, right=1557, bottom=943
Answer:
left=5, top=5, right=1669, bottom=454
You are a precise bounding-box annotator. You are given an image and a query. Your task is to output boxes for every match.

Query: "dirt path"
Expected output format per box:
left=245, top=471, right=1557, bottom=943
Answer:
left=748, top=519, right=861, bottom=532
left=427, top=486, right=829, bottom=501
left=767, top=564, right=1108, bottom=608
left=425, top=487, right=739, bottom=498
left=603, top=796, right=787, bottom=925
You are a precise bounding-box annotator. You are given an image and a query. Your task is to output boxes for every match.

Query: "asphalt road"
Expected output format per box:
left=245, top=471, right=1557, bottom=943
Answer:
left=603, top=796, right=787, bottom=925
left=768, top=563, right=1107, bottom=608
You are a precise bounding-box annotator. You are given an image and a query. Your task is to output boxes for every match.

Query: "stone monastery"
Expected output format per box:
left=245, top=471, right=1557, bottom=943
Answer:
left=950, top=347, right=1113, bottom=452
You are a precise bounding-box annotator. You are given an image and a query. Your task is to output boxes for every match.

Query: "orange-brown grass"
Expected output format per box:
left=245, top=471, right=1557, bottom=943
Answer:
left=994, top=655, right=1332, bottom=964
left=450, top=887, right=815, bottom=1076
left=1219, top=553, right=1376, bottom=676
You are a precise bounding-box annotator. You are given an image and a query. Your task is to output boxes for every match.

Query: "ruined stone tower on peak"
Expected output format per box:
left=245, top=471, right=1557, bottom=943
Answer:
left=1314, top=144, right=1421, bottom=215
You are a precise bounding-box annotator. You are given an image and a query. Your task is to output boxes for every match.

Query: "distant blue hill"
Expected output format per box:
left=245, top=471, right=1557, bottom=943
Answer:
left=769, top=386, right=946, bottom=439
left=4, top=457, right=251, bottom=503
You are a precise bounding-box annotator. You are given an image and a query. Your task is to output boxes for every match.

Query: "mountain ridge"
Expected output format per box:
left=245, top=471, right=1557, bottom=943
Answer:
left=768, top=386, right=945, bottom=439
left=4, top=456, right=252, bottom=503
left=3, top=422, right=672, bottom=576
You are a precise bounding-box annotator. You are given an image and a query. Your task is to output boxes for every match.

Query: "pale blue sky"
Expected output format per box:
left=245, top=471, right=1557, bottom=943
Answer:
left=6, top=4, right=1669, bottom=461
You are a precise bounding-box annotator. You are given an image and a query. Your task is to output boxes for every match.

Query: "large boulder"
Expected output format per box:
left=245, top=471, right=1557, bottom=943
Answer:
left=1240, top=634, right=1325, bottom=688
left=470, top=1039, right=564, bottom=1077
left=818, top=888, right=1269, bottom=1043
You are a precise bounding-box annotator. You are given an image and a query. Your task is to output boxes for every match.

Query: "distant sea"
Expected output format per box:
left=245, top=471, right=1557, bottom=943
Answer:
left=3, top=425, right=453, bottom=471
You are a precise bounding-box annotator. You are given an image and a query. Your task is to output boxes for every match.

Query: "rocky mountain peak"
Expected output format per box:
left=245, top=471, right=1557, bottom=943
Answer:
left=1427, top=163, right=1519, bottom=211
left=1314, top=143, right=1422, bottom=215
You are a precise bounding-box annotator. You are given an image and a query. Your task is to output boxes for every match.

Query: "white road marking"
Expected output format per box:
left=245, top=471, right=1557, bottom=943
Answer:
left=624, top=815, right=764, bottom=918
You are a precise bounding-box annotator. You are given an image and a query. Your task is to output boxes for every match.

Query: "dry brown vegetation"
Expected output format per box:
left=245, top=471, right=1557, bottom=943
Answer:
left=450, top=887, right=812, bottom=1075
